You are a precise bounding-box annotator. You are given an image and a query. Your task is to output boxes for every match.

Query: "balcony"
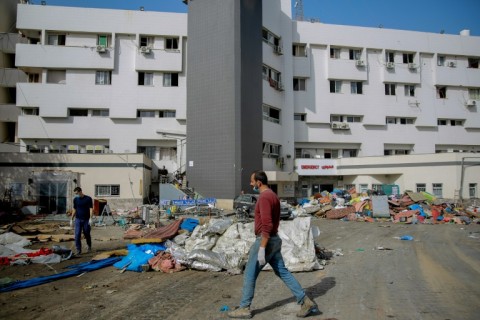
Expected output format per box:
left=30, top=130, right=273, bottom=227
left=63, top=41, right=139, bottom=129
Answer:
left=327, top=59, right=368, bottom=81
left=434, top=65, right=480, bottom=87
left=0, top=33, right=28, bottom=54
left=293, top=56, right=311, bottom=78
left=16, top=44, right=114, bottom=70
left=0, top=68, right=27, bottom=87
left=135, top=49, right=182, bottom=72
left=382, top=62, right=421, bottom=84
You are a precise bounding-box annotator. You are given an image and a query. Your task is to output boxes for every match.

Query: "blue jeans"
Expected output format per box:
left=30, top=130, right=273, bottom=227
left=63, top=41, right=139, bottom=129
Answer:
left=74, top=219, right=91, bottom=253
left=239, top=235, right=305, bottom=308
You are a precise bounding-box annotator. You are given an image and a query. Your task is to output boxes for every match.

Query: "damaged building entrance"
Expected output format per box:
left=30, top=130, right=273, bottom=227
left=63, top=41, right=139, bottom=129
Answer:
left=312, top=184, right=334, bottom=194
left=33, top=171, right=79, bottom=215
left=38, top=182, right=67, bottom=214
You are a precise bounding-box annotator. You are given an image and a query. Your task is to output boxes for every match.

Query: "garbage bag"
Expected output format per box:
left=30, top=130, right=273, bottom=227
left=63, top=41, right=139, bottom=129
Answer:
left=187, top=249, right=228, bottom=270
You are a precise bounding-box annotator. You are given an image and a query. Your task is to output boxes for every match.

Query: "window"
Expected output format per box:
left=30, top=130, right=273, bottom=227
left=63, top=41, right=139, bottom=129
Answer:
left=330, top=47, right=340, bottom=59
left=95, top=185, right=120, bottom=197
left=92, top=109, right=109, bottom=117
left=165, top=37, right=179, bottom=50
left=28, top=73, right=40, bottom=83
left=292, top=44, right=307, bottom=57
left=344, top=184, right=356, bottom=192
left=468, top=58, right=479, bottom=69
left=450, top=120, right=463, bottom=126
left=402, top=53, right=414, bottom=64
left=138, top=72, right=154, bottom=86
left=372, top=184, right=383, bottom=193
left=294, top=113, right=306, bottom=121
left=437, top=119, right=447, bottom=126
left=140, top=36, right=154, bottom=48
left=385, top=83, right=396, bottom=96
left=432, top=183, right=443, bottom=197
left=437, top=86, right=447, bottom=99
left=293, top=78, right=306, bottom=91
left=384, top=149, right=411, bottom=155
left=138, top=146, right=157, bottom=160
left=359, top=184, right=368, bottom=193
left=404, top=85, right=415, bottom=97
left=386, top=51, right=395, bottom=63
left=324, top=149, right=339, bottom=159
left=349, top=49, right=361, bottom=60
left=27, top=145, right=41, bottom=153
left=263, top=105, right=280, bottom=124
left=159, top=110, right=176, bottom=118
left=262, top=65, right=281, bottom=82
left=468, top=88, right=480, bottom=100
left=262, top=29, right=280, bottom=47
left=469, top=183, right=477, bottom=198
left=98, top=35, right=108, bottom=47
left=163, top=73, right=178, bottom=87
left=69, top=109, right=88, bottom=117
left=330, top=80, right=342, bottom=93
left=437, top=55, right=445, bottom=66
left=416, top=183, right=426, bottom=193
left=47, top=34, right=65, bottom=46
left=22, top=107, right=39, bottom=115
left=343, top=149, right=357, bottom=158
left=95, top=71, right=111, bottom=85
left=346, top=116, right=361, bottom=123
left=137, top=110, right=155, bottom=117
left=262, top=142, right=281, bottom=158
left=350, top=82, right=363, bottom=94
left=387, top=117, right=414, bottom=125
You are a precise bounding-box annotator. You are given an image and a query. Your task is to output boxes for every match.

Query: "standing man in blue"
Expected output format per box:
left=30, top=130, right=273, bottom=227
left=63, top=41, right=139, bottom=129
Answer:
left=228, top=171, right=317, bottom=319
left=71, top=187, right=93, bottom=255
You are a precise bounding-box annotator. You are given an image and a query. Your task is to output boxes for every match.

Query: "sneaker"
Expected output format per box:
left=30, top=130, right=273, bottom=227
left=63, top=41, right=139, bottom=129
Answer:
left=296, top=296, right=317, bottom=318
left=227, top=306, right=252, bottom=319
left=86, top=247, right=92, bottom=253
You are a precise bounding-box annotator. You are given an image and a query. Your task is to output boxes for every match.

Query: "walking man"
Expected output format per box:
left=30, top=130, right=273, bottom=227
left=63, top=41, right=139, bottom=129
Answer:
left=71, top=187, right=93, bottom=255
left=228, top=171, right=317, bottom=319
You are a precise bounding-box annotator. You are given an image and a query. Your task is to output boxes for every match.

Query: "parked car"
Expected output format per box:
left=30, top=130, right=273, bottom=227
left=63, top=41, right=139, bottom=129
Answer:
left=233, top=194, right=292, bottom=219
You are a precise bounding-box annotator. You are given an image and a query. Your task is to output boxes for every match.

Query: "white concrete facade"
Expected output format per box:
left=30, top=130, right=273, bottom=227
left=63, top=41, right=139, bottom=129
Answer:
left=12, top=1, right=480, bottom=201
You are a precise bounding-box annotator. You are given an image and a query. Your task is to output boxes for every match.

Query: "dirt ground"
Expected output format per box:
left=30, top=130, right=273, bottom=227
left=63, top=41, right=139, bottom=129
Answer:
left=1, top=217, right=479, bottom=320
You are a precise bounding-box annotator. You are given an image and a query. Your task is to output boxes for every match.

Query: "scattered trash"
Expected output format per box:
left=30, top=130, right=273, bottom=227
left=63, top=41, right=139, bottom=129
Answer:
left=356, top=248, right=365, bottom=252
left=399, top=235, right=414, bottom=241
left=375, top=247, right=393, bottom=250
left=219, top=305, right=230, bottom=312
left=106, top=289, right=117, bottom=294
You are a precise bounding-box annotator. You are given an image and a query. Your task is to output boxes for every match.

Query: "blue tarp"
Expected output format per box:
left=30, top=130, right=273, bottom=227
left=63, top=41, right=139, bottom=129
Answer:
left=180, top=218, right=199, bottom=232
left=113, top=243, right=166, bottom=272
left=409, top=204, right=425, bottom=217
left=0, top=257, right=121, bottom=293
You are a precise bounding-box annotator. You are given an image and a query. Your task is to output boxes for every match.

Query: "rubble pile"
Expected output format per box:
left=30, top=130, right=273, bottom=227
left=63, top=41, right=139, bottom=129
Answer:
left=293, top=189, right=480, bottom=225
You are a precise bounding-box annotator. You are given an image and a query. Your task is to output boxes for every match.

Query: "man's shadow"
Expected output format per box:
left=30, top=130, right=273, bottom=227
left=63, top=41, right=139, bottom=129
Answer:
left=253, top=276, right=336, bottom=317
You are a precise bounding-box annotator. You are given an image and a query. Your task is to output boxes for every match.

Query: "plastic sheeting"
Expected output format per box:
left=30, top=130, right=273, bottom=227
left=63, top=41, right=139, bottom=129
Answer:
left=182, top=217, right=320, bottom=273
left=0, top=257, right=121, bottom=293
left=113, top=243, right=166, bottom=272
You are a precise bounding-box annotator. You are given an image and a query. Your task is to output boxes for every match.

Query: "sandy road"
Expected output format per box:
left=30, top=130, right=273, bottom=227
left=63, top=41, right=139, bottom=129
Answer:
left=1, top=219, right=479, bottom=320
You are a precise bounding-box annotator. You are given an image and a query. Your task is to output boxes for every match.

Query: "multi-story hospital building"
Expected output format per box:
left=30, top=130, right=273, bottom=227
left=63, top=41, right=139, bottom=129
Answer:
left=0, top=0, right=479, bottom=211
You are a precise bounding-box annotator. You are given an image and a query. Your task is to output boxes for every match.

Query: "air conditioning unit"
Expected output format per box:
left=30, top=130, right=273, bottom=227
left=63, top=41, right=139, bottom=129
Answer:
left=274, top=45, right=283, bottom=55
left=340, top=122, right=350, bottom=129
left=408, top=63, right=417, bottom=69
left=96, top=45, right=106, bottom=53
left=466, top=99, right=477, bottom=106
left=331, top=121, right=342, bottom=129
left=140, top=46, right=151, bottom=54
left=448, top=61, right=456, bottom=68
left=386, top=62, right=395, bottom=69
left=356, top=60, right=365, bottom=67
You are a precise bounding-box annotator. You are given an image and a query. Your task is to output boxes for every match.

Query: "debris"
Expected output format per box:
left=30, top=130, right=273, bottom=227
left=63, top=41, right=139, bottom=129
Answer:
left=375, top=246, right=393, bottom=250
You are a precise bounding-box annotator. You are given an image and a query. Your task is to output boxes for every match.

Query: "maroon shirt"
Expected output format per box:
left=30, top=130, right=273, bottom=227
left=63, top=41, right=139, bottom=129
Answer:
left=254, top=189, right=280, bottom=238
